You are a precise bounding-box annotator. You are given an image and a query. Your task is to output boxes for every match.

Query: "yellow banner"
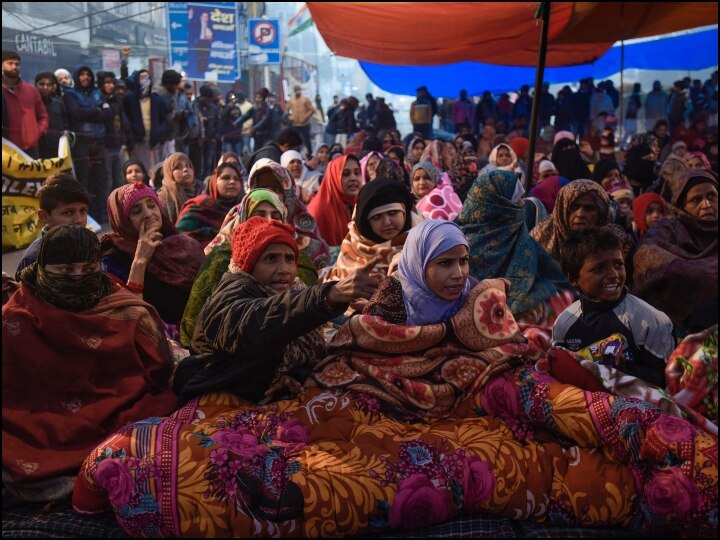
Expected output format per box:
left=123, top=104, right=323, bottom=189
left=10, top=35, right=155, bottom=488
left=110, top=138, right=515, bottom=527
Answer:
left=2, top=136, right=73, bottom=250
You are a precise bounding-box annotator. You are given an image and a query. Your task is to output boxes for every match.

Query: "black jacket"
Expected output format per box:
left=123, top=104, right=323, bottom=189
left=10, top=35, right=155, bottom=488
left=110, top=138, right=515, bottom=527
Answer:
left=173, top=271, right=345, bottom=403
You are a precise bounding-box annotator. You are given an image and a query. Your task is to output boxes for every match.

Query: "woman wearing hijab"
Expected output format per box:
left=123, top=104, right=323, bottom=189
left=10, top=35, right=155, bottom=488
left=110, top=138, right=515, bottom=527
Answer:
left=180, top=188, right=292, bottom=346
left=482, top=143, right=525, bottom=184
left=411, top=160, right=462, bottom=221
left=175, top=161, right=245, bottom=247
left=281, top=149, right=321, bottom=204
left=419, top=140, right=444, bottom=170
left=632, top=192, right=668, bottom=238
left=325, top=179, right=418, bottom=311
left=359, top=150, right=383, bottom=183
left=307, top=154, right=362, bottom=247
left=102, top=182, right=205, bottom=331
left=447, top=147, right=481, bottom=201
left=551, top=138, right=592, bottom=181
left=459, top=170, right=573, bottom=324
left=633, top=169, right=718, bottom=334
left=156, top=152, right=203, bottom=223
left=246, top=158, right=330, bottom=273
left=363, top=219, right=474, bottom=325
left=531, top=180, right=633, bottom=262
left=622, top=143, right=658, bottom=196
left=406, top=136, right=426, bottom=170
left=3, top=225, right=176, bottom=503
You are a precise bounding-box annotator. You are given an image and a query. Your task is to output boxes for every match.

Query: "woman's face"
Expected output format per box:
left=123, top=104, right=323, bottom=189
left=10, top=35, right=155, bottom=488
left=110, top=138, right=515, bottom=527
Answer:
left=366, top=155, right=380, bottom=181
left=568, top=192, right=601, bottom=230
left=125, top=164, right=146, bottom=184
left=412, top=168, right=435, bottom=198
left=482, top=125, right=496, bottom=140
left=443, top=142, right=457, bottom=166
left=250, top=243, right=297, bottom=293
left=686, top=155, right=706, bottom=169
left=387, top=151, right=401, bottom=167
left=286, top=158, right=303, bottom=180
left=317, top=147, right=329, bottom=163
left=44, top=260, right=101, bottom=276
left=496, top=147, right=512, bottom=167
left=251, top=201, right=283, bottom=222
left=172, top=159, right=194, bottom=186
left=683, top=183, right=718, bottom=221
left=412, top=142, right=425, bottom=160
left=425, top=244, right=470, bottom=301
left=645, top=201, right=665, bottom=229
left=128, top=196, right=162, bottom=232
left=368, top=208, right=406, bottom=241
left=255, top=171, right=285, bottom=202
left=216, top=167, right=242, bottom=199
left=600, top=169, right=623, bottom=190
left=341, top=159, right=362, bottom=197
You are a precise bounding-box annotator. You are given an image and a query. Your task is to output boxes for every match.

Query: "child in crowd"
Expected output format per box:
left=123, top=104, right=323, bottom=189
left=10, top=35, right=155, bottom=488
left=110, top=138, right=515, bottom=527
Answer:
left=632, top=192, right=668, bottom=237
left=552, top=227, right=675, bottom=388
left=15, top=172, right=90, bottom=276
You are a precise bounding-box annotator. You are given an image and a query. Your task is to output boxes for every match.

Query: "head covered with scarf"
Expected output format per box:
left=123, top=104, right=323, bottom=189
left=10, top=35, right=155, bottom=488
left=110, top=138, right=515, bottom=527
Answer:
left=157, top=152, right=198, bottom=223
left=102, top=183, right=205, bottom=291
left=551, top=138, right=591, bottom=181
left=396, top=219, right=471, bottom=326
left=19, top=224, right=111, bottom=312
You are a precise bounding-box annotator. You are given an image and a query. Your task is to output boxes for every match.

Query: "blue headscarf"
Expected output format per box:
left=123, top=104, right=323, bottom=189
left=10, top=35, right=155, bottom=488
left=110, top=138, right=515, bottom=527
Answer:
left=396, top=219, right=471, bottom=326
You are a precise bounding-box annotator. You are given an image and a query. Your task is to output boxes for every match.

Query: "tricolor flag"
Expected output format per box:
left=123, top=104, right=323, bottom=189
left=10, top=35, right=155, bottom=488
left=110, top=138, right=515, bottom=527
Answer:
left=287, top=4, right=313, bottom=37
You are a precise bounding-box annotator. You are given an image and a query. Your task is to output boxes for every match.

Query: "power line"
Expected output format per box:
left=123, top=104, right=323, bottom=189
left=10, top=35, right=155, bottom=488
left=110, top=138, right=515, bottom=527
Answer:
left=52, top=5, right=167, bottom=41
left=3, top=2, right=136, bottom=35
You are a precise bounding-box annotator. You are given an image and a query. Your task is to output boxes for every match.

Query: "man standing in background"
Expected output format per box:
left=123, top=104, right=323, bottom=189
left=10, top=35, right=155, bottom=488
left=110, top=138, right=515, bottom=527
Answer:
left=287, top=85, right=315, bottom=154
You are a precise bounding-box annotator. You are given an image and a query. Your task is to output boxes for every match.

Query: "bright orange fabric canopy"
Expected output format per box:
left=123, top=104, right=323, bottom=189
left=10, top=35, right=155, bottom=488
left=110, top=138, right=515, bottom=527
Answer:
left=307, top=2, right=718, bottom=66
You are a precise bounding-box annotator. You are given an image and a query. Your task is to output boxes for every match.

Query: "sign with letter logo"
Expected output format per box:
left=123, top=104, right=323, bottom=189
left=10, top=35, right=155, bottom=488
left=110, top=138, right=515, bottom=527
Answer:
left=248, top=18, right=280, bottom=65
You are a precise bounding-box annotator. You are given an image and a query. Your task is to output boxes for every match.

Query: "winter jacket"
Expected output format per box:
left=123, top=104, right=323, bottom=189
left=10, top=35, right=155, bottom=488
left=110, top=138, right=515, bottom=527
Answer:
left=63, top=65, right=111, bottom=139
left=2, top=78, right=49, bottom=150
left=172, top=271, right=345, bottom=403
left=38, top=95, right=67, bottom=158
left=122, top=71, right=172, bottom=147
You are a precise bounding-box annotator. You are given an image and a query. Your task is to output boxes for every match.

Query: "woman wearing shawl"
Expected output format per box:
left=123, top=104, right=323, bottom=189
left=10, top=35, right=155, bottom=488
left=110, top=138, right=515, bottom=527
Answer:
left=281, top=149, right=321, bottom=204
left=325, top=179, right=419, bottom=313
left=687, top=151, right=712, bottom=170
left=175, top=161, right=245, bottom=247
left=102, top=182, right=205, bottom=330
left=307, top=154, right=362, bottom=247
left=447, top=147, right=481, bottom=201
left=208, top=152, right=248, bottom=189
left=359, top=150, right=383, bottom=183
left=632, top=169, right=718, bottom=334
left=173, top=216, right=379, bottom=404
left=363, top=219, right=474, bottom=325
left=307, top=142, right=330, bottom=176
left=3, top=225, right=176, bottom=503
left=246, top=158, right=331, bottom=272
left=530, top=179, right=634, bottom=263
left=482, top=143, right=525, bottom=185
left=406, top=136, right=426, bottom=170
left=551, top=138, right=592, bottom=181
left=180, top=188, right=293, bottom=346
left=156, top=152, right=203, bottom=223
left=458, top=170, right=573, bottom=324
left=419, top=140, right=444, bottom=170
left=411, top=160, right=462, bottom=221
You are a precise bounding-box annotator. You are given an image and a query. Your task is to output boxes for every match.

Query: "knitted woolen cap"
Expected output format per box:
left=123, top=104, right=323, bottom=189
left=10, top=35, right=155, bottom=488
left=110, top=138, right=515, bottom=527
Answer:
left=121, top=182, right=161, bottom=218
left=231, top=216, right=298, bottom=273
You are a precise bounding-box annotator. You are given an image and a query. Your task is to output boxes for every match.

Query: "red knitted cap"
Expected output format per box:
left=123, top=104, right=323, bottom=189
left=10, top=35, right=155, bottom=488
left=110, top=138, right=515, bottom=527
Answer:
left=231, top=216, right=299, bottom=273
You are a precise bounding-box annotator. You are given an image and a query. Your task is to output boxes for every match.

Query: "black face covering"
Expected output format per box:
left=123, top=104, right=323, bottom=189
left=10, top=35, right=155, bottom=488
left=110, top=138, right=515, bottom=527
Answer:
left=35, top=267, right=107, bottom=312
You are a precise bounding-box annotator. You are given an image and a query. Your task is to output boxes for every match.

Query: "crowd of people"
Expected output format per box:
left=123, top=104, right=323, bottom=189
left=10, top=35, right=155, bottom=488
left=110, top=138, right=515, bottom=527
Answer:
left=2, top=46, right=718, bottom=534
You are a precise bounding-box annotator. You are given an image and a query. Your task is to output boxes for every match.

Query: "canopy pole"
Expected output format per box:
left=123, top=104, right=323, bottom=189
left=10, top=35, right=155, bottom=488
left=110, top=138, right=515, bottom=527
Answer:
left=619, top=40, right=625, bottom=146
left=526, top=1, right=551, bottom=193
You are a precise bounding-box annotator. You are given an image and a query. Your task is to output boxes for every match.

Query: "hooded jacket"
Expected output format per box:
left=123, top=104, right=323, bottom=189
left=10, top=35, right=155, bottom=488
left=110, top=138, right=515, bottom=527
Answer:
left=62, top=65, right=112, bottom=139
left=122, top=70, right=172, bottom=147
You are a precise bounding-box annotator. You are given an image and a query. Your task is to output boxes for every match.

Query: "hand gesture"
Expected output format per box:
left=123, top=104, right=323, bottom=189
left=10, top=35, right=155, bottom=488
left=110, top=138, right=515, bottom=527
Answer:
left=134, top=218, right=162, bottom=264
left=121, top=46, right=132, bottom=59
left=328, top=257, right=381, bottom=305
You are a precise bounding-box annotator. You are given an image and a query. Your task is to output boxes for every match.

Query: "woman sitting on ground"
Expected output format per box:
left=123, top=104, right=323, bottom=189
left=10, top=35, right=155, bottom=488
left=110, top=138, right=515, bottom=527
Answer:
left=359, top=150, right=384, bottom=183
left=325, top=178, right=420, bottom=311
left=175, top=161, right=245, bottom=247
left=3, top=224, right=177, bottom=504
left=156, top=152, right=203, bottom=223
left=102, top=182, right=205, bottom=332
left=411, top=160, right=463, bottom=221
left=172, top=216, right=380, bottom=404
left=123, top=159, right=150, bottom=186
left=281, top=149, right=322, bottom=204
left=363, top=219, right=476, bottom=325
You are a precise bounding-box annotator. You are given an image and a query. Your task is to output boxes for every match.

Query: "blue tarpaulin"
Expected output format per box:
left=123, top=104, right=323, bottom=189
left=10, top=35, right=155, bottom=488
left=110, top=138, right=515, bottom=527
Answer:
left=359, top=27, right=718, bottom=97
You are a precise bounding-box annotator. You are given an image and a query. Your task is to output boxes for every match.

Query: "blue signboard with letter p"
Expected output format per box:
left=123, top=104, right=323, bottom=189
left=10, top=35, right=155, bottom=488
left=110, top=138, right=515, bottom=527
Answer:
left=248, top=18, right=280, bottom=65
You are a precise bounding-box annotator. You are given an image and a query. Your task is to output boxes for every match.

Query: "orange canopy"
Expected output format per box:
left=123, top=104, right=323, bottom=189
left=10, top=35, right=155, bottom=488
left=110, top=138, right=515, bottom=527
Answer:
left=307, top=2, right=718, bottom=66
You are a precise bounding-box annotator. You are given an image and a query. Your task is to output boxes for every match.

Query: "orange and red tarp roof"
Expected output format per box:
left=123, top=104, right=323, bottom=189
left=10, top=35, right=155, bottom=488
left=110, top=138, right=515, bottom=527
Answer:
left=307, top=2, right=718, bottom=66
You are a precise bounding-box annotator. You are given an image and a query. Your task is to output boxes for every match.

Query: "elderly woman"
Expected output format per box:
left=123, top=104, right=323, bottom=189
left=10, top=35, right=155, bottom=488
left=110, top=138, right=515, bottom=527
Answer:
left=307, top=154, right=362, bottom=247
left=459, top=169, right=573, bottom=324
left=530, top=179, right=634, bottom=263
left=3, top=225, right=176, bottom=503
left=633, top=169, right=718, bottom=334
left=172, top=216, right=380, bottom=403
left=175, top=161, right=245, bottom=247
left=247, top=158, right=330, bottom=273
left=156, top=152, right=203, bottom=223
left=411, top=160, right=462, bottom=222
left=102, top=182, right=205, bottom=330
left=325, top=178, right=419, bottom=312
left=363, top=219, right=475, bottom=325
